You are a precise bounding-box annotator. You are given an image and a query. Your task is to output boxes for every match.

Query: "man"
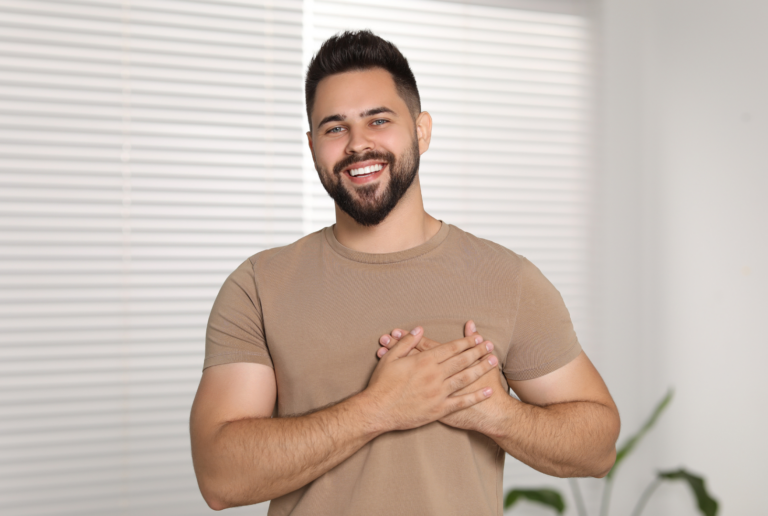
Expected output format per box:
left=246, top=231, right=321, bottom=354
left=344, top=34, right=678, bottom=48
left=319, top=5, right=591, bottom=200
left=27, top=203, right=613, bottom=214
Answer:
left=190, top=30, right=620, bottom=515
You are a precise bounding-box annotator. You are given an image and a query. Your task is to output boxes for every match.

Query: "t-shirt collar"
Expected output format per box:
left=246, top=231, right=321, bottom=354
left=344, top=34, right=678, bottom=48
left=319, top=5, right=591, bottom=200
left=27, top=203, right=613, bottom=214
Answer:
left=323, top=221, right=450, bottom=264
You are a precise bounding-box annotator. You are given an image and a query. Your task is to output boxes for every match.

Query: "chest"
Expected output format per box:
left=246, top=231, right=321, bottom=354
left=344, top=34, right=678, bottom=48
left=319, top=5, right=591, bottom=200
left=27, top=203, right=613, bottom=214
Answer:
left=260, top=260, right=514, bottom=415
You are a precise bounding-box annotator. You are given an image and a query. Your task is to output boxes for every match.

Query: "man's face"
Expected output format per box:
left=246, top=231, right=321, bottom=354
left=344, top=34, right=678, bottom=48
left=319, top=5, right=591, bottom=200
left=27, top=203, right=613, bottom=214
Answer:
left=308, top=68, right=423, bottom=227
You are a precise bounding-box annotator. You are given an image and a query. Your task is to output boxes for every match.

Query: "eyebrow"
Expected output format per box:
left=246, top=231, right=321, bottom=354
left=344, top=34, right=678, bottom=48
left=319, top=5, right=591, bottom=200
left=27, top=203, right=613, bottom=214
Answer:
left=317, top=106, right=397, bottom=130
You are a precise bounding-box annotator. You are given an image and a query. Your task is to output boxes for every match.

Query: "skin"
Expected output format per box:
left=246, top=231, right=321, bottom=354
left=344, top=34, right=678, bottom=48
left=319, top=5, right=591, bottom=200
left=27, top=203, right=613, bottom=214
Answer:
left=378, top=321, right=620, bottom=478
left=190, top=67, right=620, bottom=510
left=306, top=67, right=441, bottom=254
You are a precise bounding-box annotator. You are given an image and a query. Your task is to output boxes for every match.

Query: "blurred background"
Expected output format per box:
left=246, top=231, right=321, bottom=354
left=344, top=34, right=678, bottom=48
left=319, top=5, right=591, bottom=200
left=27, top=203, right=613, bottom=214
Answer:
left=0, top=0, right=765, bottom=515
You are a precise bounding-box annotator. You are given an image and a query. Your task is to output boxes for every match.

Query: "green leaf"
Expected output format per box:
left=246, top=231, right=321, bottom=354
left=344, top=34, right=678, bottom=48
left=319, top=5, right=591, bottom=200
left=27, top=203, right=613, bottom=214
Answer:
left=503, top=488, right=565, bottom=514
left=607, top=389, right=674, bottom=479
left=659, top=469, right=719, bottom=516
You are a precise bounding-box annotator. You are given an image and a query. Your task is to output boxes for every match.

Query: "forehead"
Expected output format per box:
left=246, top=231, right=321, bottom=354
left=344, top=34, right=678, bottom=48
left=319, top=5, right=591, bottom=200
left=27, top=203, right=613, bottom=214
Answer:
left=311, top=68, right=409, bottom=127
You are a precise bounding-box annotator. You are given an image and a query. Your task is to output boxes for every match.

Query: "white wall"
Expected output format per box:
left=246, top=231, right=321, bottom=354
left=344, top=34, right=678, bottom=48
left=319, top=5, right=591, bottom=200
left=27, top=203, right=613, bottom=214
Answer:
left=596, top=0, right=768, bottom=515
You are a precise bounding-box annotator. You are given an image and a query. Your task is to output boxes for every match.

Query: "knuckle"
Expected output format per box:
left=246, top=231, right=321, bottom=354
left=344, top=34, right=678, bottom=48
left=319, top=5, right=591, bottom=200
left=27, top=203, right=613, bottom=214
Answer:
left=455, top=371, right=472, bottom=389
left=451, top=376, right=465, bottom=391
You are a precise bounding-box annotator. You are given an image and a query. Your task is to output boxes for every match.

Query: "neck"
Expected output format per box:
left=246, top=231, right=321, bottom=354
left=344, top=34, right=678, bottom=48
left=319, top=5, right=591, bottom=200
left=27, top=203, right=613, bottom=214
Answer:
left=332, top=175, right=442, bottom=254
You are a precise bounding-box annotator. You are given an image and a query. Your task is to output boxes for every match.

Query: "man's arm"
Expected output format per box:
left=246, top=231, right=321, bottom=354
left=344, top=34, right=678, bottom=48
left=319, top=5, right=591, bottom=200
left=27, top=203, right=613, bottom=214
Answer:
left=497, top=353, right=619, bottom=478
left=378, top=322, right=620, bottom=478
left=190, top=327, right=498, bottom=510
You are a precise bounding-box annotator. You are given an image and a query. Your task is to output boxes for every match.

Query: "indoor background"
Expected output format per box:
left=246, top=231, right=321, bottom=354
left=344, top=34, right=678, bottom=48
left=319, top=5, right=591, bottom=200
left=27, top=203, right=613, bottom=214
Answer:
left=0, top=0, right=765, bottom=515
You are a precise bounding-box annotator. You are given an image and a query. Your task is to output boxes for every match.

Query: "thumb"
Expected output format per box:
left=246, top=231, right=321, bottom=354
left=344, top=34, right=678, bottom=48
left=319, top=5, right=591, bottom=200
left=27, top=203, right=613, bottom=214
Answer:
left=464, top=320, right=478, bottom=338
left=386, top=327, right=423, bottom=359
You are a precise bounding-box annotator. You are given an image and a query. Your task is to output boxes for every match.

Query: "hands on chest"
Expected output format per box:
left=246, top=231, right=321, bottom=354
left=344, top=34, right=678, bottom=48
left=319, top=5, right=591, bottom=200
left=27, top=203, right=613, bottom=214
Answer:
left=372, top=320, right=507, bottom=434
left=362, top=323, right=500, bottom=432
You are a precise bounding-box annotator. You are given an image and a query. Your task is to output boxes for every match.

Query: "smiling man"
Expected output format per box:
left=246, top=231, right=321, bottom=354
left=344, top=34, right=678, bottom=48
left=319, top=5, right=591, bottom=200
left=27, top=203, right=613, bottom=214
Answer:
left=190, top=30, right=620, bottom=516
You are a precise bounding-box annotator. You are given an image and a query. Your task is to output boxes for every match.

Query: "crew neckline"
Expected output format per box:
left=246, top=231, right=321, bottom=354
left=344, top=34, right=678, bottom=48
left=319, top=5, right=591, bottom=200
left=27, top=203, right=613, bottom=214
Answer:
left=323, top=221, right=450, bottom=264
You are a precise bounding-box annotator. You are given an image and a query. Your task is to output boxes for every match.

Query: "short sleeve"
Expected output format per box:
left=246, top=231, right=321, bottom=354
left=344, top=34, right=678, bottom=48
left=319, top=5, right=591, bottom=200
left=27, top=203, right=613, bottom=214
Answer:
left=203, top=258, right=273, bottom=370
left=503, top=257, right=582, bottom=381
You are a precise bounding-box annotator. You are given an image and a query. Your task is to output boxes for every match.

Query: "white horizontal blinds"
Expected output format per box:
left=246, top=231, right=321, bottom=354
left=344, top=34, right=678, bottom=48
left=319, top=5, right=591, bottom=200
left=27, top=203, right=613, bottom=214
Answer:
left=0, top=0, right=302, bottom=515
left=309, top=0, right=593, bottom=342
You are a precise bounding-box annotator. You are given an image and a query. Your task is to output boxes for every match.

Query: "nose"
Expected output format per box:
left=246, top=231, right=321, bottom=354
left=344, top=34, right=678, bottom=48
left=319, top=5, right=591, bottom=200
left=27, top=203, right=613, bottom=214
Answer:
left=345, top=125, right=374, bottom=155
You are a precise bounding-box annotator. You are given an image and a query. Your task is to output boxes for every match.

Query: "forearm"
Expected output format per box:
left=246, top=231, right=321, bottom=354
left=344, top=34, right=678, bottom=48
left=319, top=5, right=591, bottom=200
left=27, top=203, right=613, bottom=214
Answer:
left=477, top=395, right=619, bottom=478
left=193, top=391, right=384, bottom=509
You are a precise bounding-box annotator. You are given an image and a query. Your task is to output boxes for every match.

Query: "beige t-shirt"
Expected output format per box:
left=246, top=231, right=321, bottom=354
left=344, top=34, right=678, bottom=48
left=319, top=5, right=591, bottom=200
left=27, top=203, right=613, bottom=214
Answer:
left=205, top=222, right=581, bottom=516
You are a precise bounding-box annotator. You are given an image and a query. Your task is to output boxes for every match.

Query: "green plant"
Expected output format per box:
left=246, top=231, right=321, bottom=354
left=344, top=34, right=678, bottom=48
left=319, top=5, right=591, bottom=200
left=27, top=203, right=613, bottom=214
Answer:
left=503, top=390, right=719, bottom=516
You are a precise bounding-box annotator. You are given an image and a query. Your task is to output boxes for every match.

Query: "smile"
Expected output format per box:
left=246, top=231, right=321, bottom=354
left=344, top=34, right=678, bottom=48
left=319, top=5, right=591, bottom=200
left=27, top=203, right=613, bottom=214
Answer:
left=348, top=163, right=384, bottom=177
left=341, top=161, right=389, bottom=185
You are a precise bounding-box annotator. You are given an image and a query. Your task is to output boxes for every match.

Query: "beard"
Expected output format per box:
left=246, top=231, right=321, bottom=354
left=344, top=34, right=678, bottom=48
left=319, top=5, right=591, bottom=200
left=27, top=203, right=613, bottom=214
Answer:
left=315, top=137, right=420, bottom=227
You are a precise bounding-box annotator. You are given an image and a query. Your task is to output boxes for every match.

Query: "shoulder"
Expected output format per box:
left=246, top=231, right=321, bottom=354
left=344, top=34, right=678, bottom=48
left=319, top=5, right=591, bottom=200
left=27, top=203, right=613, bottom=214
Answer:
left=217, top=229, right=326, bottom=297
left=238, top=228, right=327, bottom=276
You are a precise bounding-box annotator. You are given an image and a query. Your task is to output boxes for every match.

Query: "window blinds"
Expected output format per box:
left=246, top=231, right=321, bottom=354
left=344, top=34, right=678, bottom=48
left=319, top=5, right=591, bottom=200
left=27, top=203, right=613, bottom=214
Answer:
left=0, top=1, right=592, bottom=514
left=0, top=1, right=303, bottom=515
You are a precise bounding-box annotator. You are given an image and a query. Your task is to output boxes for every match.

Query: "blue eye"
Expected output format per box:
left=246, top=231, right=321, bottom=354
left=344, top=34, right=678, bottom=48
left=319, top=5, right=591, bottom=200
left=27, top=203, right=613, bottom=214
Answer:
left=372, top=119, right=388, bottom=126
left=327, top=126, right=342, bottom=134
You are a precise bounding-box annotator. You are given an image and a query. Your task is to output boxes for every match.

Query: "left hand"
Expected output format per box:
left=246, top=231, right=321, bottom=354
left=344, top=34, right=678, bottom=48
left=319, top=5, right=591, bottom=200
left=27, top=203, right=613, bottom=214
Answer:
left=378, top=321, right=507, bottom=432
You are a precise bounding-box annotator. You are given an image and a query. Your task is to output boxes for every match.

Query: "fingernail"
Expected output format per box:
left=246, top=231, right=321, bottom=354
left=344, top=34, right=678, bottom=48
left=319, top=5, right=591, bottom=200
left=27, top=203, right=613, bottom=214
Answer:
left=483, top=388, right=493, bottom=397
left=488, top=355, right=498, bottom=366
left=381, top=335, right=390, bottom=345
left=410, top=327, right=421, bottom=336
left=475, top=336, right=483, bottom=345
left=485, top=342, right=493, bottom=352
left=392, top=330, right=402, bottom=338
left=379, top=348, right=388, bottom=357
left=470, top=322, right=476, bottom=333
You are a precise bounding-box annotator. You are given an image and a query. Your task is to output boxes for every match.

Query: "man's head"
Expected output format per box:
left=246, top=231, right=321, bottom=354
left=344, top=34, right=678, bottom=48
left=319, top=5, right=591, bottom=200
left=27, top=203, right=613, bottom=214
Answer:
left=304, top=31, right=431, bottom=227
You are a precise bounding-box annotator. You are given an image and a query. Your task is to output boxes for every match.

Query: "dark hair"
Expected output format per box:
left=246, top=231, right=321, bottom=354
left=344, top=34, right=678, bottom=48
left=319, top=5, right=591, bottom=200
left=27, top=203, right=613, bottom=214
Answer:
left=304, top=30, right=421, bottom=131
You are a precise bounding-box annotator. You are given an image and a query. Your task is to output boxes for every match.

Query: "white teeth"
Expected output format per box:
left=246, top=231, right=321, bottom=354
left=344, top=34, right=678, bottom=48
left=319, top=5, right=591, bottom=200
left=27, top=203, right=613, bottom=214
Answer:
left=349, top=163, right=383, bottom=177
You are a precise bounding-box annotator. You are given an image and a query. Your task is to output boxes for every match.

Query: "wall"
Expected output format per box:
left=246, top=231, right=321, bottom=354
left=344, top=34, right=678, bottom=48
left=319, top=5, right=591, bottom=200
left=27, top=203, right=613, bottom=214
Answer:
left=596, top=0, right=768, bottom=514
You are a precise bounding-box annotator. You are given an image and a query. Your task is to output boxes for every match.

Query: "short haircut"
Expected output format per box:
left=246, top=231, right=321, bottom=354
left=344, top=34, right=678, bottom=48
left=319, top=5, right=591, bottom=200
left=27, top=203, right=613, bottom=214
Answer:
left=304, top=30, right=421, bottom=131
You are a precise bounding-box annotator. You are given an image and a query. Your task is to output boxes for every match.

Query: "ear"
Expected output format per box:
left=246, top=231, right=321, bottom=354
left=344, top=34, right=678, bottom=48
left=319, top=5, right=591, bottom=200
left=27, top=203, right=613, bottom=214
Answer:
left=306, top=131, right=315, bottom=161
left=415, top=111, right=432, bottom=155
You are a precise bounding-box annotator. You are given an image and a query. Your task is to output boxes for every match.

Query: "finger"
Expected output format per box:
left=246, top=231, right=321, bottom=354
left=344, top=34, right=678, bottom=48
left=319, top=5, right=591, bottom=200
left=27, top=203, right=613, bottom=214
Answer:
left=464, top=320, right=478, bottom=338
left=380, top=329, right=406, bottom=348
left=377, top=345, right=417, bottom=358
left=427, top=333, right=485, bottom=364
left=441, top=340, right=494, bottom=378
left=443, top=386, right=493, bottom=414
left=415, top=336, right=441, bottom=352
left=381, top=331, right=439, bottom=354
left=384, top=326, right=423, bottom=359
left=444, top=351, right=498, bottom=393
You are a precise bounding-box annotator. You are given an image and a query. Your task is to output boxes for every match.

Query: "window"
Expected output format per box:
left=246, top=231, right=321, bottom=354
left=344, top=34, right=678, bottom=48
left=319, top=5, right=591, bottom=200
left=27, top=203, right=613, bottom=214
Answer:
left=0, top=1, right=592, bottom=514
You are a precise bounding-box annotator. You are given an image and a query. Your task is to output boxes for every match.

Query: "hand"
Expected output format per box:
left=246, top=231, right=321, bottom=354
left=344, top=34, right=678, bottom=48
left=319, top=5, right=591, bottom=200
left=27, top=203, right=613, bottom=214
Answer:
left=365, top=326, right=498, bottom=432
left=377, top=321, right=507, bottom=432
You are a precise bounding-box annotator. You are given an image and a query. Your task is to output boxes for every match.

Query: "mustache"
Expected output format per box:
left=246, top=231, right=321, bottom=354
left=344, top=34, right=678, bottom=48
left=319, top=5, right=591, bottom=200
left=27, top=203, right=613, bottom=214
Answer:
left=333, top=151, right=395, bottom=175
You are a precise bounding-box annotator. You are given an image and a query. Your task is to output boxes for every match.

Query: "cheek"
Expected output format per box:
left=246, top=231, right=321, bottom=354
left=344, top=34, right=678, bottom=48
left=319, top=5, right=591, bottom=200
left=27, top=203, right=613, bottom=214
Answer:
left=378, top=132, right=407, bottom=153
left=314, top=140, right=346, bottom=169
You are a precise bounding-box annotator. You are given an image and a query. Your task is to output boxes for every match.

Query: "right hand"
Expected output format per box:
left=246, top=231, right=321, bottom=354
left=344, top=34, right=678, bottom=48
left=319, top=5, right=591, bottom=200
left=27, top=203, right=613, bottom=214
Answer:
left=364, top=326, right=498, bottom=432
